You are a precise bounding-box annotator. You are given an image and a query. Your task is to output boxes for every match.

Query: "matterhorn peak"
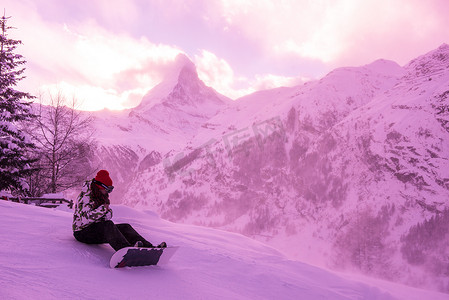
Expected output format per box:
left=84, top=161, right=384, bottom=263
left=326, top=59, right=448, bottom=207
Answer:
left=173, top=53, right=196, bottom=72
left=135, top=52, right=230, bottom=114
left=136, top=53, right=199, bottom=110
left=166, top=53, right=198, bottom=84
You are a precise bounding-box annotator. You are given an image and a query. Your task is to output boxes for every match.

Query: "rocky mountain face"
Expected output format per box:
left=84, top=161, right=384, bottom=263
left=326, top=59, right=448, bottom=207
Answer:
left=116, top=45, right=449, bottom=292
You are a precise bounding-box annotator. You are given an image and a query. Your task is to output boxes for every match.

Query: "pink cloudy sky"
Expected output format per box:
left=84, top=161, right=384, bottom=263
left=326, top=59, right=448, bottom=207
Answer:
left=3, top=0, right=449, bottom=111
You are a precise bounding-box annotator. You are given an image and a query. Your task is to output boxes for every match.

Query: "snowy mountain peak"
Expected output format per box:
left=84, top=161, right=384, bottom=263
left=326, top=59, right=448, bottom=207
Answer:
left=363, top=59, right=403, bottom=77
left=163, top=53, right=197, bottom=87
left=136, top=53, right=229, bottom=111
left=162, top=53, right=231, bottom=108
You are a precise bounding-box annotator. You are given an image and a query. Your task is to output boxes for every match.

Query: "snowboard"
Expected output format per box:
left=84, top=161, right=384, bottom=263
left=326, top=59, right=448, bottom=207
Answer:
left=110, top=246, right=179, bottom=268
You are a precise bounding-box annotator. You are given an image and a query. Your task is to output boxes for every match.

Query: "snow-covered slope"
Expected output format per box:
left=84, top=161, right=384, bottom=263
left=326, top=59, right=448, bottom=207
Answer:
left=1, top=200, right=447, bottom=300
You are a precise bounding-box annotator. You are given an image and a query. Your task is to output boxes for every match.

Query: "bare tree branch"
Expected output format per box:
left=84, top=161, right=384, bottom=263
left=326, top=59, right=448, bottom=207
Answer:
left=22, top=90, right=97, bottom=195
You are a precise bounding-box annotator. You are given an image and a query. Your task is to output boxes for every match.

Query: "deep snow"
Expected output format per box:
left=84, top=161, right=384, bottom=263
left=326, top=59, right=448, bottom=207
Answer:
left=1, top=200, right=447, bottom=300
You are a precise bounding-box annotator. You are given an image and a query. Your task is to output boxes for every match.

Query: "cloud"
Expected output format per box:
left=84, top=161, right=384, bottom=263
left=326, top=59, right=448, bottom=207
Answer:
left=252, top=74, right=306, bottom=91
left=215, top=0, right=449, bottom=66
left=4, top=0, right=183, bottom=111
left=87, top=0, right=140, bottom=27
left=38, top=82, right=148, bottom=111
left=64, top=21, right=182, bottom=86
left=194, top=50, right=236, bottom=96
left=4, top=0, right=448, bottom=110
left=195, top=50, right=305, bottom=99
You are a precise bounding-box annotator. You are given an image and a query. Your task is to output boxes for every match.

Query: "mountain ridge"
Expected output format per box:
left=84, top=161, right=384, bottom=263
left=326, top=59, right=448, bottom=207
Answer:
left=116, top=44, right=449, bottom=292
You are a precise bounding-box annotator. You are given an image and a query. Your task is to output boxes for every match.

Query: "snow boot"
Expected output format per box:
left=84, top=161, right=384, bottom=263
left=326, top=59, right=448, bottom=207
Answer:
left=156, top=242, right=167, bottom=248
left=134, top=241, right=144, bottom=247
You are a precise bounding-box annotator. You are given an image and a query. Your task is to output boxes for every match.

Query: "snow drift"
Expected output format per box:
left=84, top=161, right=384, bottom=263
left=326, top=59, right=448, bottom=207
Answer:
left=1, top=200, right=447, bottom=300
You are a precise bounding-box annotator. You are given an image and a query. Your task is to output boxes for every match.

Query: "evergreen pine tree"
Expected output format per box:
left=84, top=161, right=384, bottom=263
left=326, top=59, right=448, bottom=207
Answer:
left=0, top=13, right=36, bottom=193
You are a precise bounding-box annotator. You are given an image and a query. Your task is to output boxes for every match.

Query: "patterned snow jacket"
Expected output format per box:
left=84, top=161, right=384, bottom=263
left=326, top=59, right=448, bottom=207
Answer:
left=72, top=180, right=113, bottom=232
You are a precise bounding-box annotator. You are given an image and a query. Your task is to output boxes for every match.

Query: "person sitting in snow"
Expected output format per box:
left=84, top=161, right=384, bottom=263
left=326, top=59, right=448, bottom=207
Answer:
left=72, top=170, right=166, bottom=251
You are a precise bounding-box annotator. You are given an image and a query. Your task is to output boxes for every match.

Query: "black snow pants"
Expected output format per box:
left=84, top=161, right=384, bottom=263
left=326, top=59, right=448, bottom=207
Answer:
left=73, top=220, right=153, bottom=251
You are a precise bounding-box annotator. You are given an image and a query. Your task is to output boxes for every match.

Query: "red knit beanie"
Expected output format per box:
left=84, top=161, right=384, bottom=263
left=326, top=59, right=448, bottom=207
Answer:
left=95, top=170, right=113, bottom=187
